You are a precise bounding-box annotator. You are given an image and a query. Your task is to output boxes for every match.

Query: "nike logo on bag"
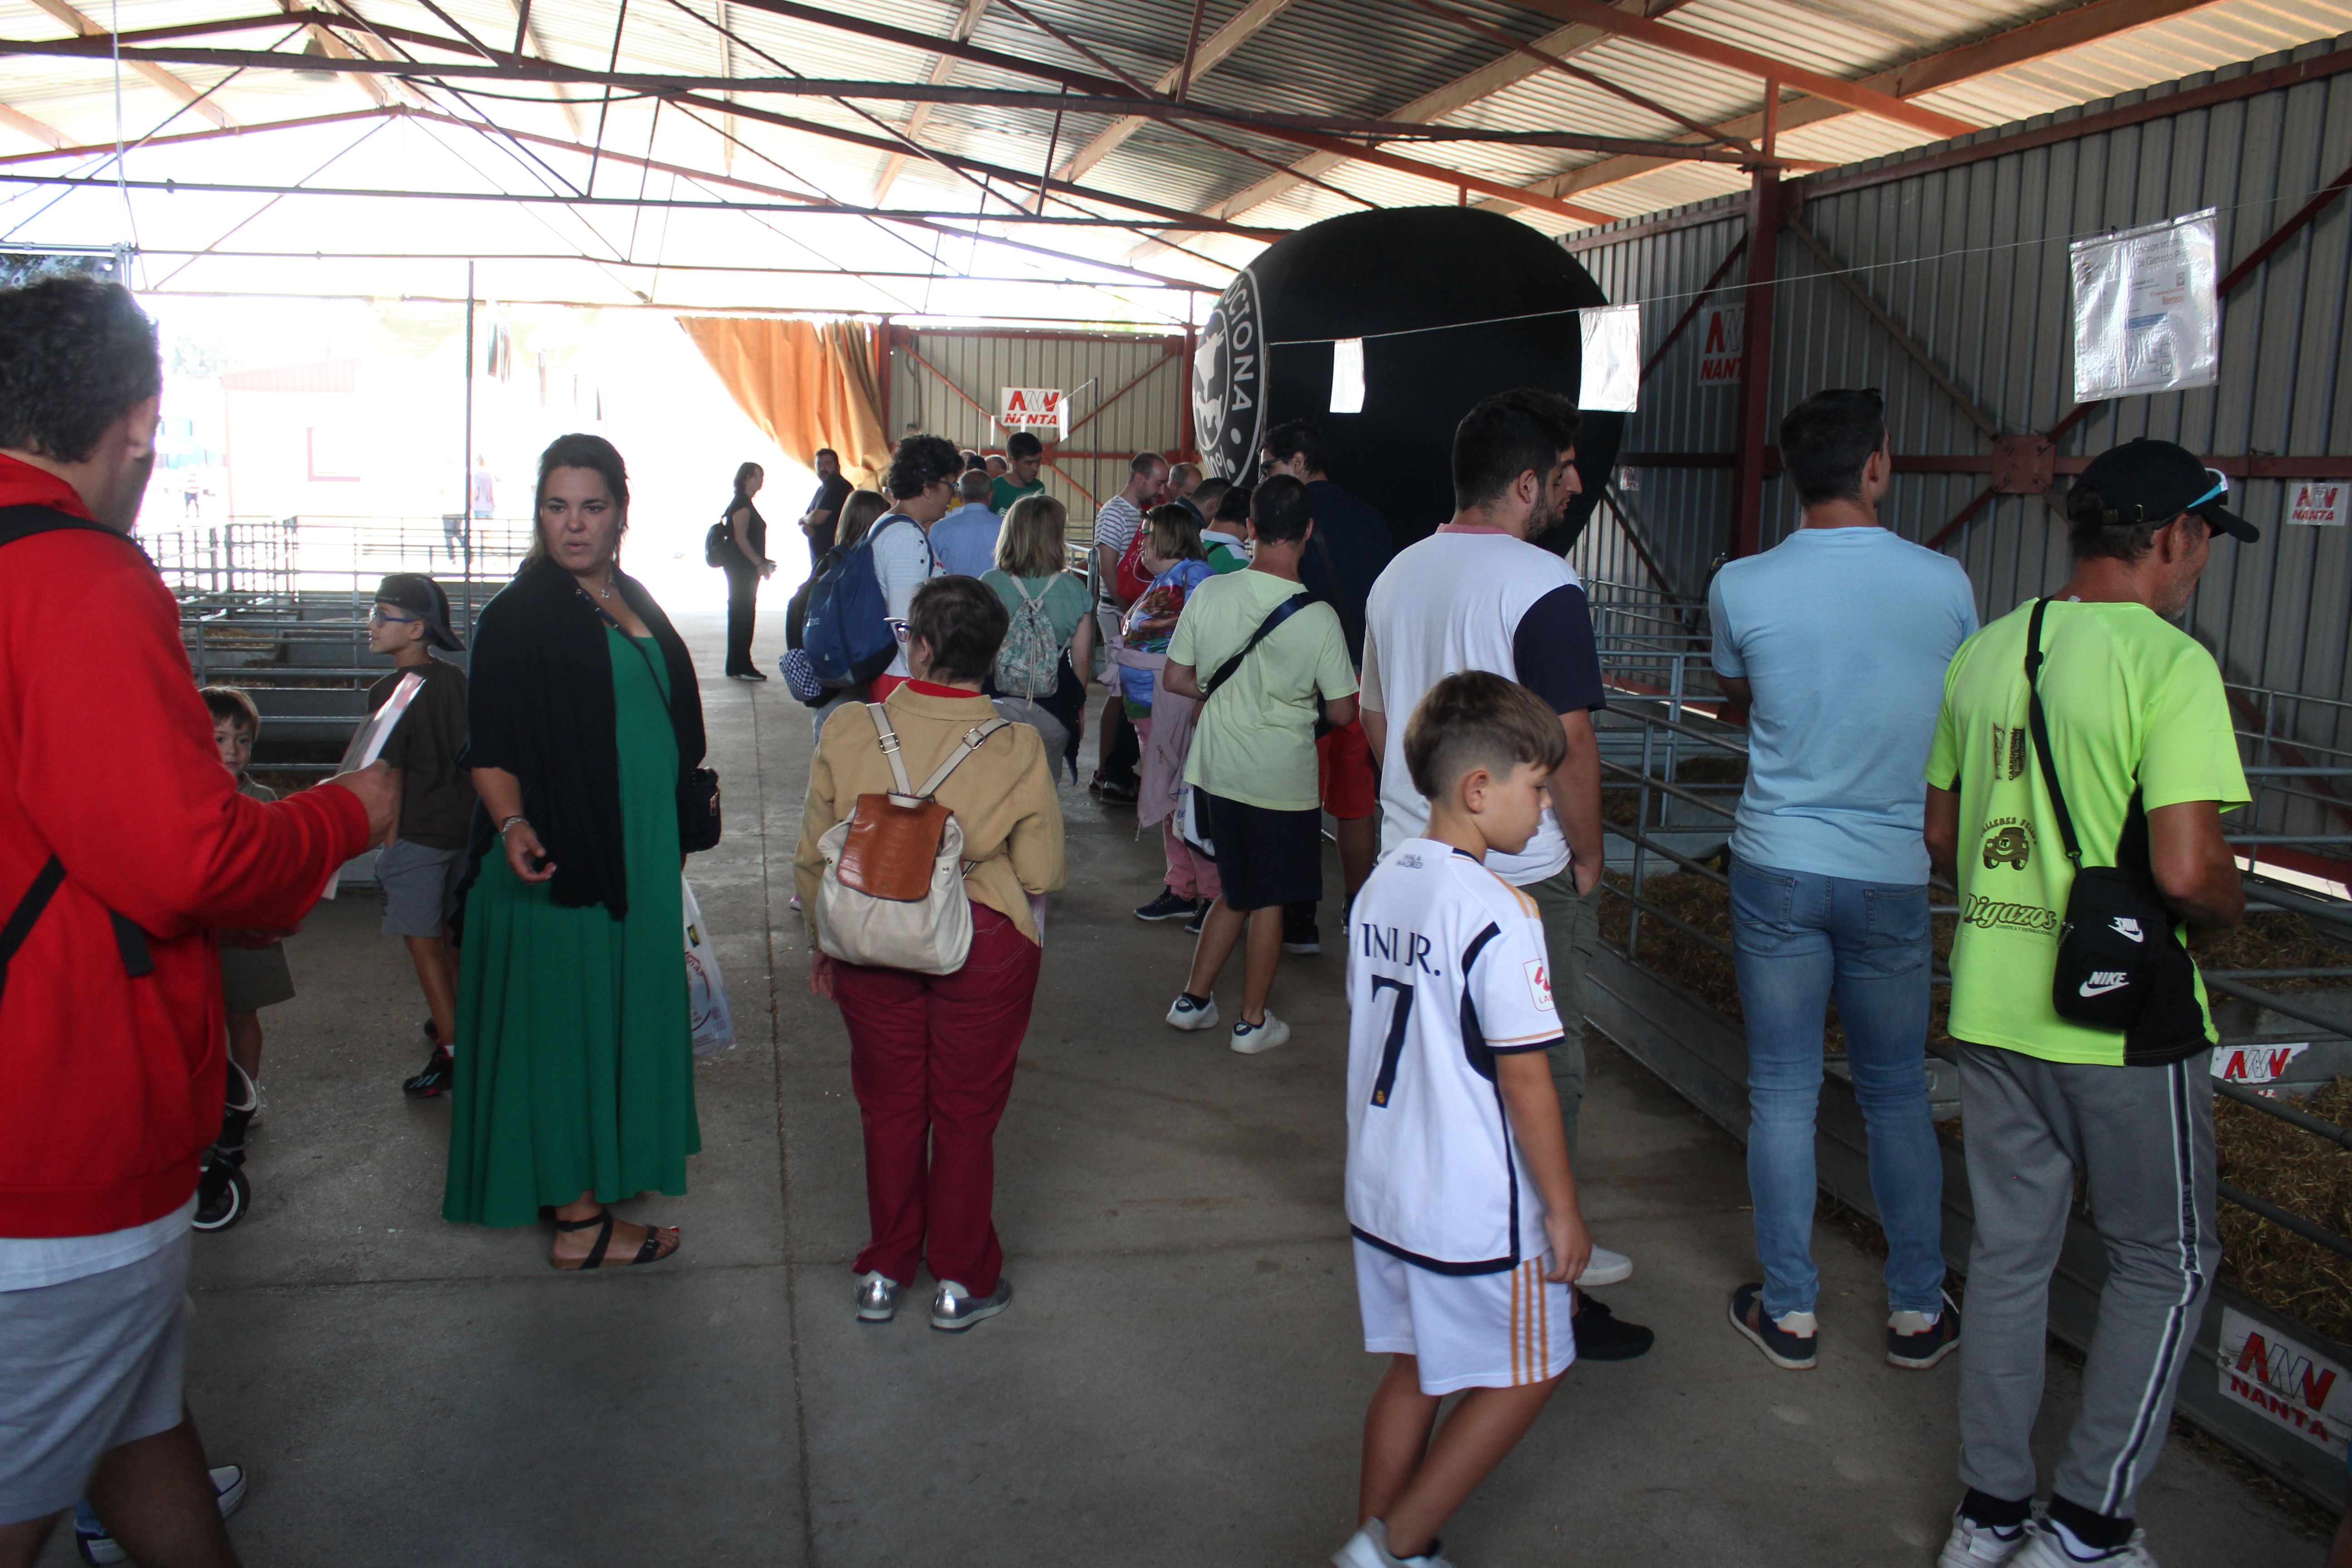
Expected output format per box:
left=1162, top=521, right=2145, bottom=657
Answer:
left=2078, top=971, right=2131, bottom=997
left=2109, top=917, right=2145, bottom=943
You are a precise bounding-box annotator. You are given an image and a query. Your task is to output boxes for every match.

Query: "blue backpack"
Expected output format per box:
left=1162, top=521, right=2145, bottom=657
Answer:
left=799, top=514, right=922, bottom=692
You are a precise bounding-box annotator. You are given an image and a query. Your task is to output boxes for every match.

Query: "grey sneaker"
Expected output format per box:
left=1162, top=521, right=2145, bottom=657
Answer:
left=931, top=1276, right=1012, bottom=1332
left=854, top=1270, right=899, bottom=1324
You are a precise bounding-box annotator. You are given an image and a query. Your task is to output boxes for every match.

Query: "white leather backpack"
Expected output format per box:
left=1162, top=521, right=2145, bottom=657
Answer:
left=813, top=705, right=1008, bottom=974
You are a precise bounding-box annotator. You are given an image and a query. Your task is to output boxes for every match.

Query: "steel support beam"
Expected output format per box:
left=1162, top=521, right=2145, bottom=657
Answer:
left=1507, top=0, right=1973, bottom=138
left=872, top=0, right=991, bottom=203
left=1730, top=170, right=1780, bottom=559
left=1924, top=152, right=2352, bottom=553
left=1054, top=0, right=1295, bottom=184
left=0, top=98, right=66, bottom=148
left=27, top=0, right=238, bottom=128
left=1141, top=0, right=1685, bottom=250
left=1784, top=216, right=2000, bottom=440
left=1505, top=0, right=2231, bottom=220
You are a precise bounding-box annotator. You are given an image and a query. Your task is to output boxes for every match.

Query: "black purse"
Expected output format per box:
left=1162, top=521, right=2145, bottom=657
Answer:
left=2024, top=599, right=2205, bottom=1058
left=678, top=767, right=722, bottom=854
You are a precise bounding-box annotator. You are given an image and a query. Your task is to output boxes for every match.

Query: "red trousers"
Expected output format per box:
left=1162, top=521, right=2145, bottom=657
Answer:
left=834, top=903, right=1041, bottom=1294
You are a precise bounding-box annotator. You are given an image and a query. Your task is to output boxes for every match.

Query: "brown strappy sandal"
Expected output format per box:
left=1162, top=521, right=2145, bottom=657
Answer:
left=550, top=1208, right=678, bottom=1270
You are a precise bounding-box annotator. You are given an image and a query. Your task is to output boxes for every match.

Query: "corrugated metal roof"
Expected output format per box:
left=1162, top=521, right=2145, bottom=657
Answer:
left=0, top=0, right=2347, bottom=313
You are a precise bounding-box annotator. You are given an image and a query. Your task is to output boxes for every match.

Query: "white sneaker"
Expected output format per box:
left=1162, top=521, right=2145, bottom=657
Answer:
left=1166, top=992, right=1220, bottom=1031
left=1939, top=1509, right=2031, bottom=1568
left=2014, top=1522, right=2159, bottom=1566
left=1580, top=1245, right=1632, bottom=1286
left=1230, top=1010, right=1290, bottom=1054
left=1333, top=1518, right=1456, bottom=1568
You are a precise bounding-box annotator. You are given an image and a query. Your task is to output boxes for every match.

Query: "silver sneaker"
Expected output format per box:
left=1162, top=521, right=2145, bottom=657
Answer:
left=854, top=1270, right=900, bottom=1324
left=930, top=1276, right=1012, bottom=1332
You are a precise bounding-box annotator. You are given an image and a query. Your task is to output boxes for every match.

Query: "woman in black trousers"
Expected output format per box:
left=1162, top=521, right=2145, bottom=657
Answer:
left=722, top=461, right=775, bottom=680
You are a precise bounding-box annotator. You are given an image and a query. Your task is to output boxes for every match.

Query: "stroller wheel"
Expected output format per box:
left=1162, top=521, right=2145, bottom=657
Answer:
left=192, top=1166, right=250, bottom=1232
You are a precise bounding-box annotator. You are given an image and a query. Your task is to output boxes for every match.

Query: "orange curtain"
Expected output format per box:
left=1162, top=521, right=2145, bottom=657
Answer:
left=676, top=317, right=890, bottom=487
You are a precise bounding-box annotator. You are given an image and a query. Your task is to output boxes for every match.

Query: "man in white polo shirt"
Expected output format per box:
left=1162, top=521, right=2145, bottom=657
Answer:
left=1359, top=387, right=1651, bottom=1362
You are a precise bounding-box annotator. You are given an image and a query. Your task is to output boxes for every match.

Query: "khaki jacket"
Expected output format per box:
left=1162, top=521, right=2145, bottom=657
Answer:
left=795, top=686, right=1067, bottom=944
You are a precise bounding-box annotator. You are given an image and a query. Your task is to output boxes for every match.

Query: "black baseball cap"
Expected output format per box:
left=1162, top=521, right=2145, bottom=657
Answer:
left=2072, top=437, right=2259, bottom=543
left=374, top=573, right=464, bottom=651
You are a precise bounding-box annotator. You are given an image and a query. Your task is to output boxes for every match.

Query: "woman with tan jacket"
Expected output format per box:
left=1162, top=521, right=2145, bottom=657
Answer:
left=796, top=575, right=1066, bottom=1332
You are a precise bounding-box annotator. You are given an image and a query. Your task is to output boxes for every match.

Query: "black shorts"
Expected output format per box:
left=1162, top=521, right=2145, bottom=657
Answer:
left=1202, top=790, right=1323, bottom=912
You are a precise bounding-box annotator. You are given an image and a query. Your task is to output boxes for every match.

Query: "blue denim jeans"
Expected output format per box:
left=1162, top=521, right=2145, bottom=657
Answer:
left=1730, top=859, right=1946, bottom=1318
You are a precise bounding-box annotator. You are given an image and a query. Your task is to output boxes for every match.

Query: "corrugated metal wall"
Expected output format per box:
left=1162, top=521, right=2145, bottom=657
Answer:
left=1567, top=34, right=2352, bottom=837
left=886, top=328, right=1195, bottom=543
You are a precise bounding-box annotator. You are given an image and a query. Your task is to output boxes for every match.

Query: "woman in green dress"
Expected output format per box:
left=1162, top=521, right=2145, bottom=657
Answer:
left=446, top=433, right=708, bottom=1268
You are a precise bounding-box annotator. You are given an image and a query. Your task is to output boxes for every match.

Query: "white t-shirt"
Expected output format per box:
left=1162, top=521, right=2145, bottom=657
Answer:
left=1361, top=528, right=1605, bottom=885
left=1092, top=493, right=1144, bottom=608
left=868, top=512, right=941, bottom=677
left=1345, top=839, right=1563, bottom=1274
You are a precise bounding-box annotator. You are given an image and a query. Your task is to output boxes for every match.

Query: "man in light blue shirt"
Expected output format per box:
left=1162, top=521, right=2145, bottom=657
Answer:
left=929, top=468, right=1003, bottom=578
left=1709, top=388, right=1979, bottom=1377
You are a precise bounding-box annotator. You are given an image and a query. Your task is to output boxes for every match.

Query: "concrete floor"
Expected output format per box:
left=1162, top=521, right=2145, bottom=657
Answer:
left=63, top=613, right=2316, bottom=1567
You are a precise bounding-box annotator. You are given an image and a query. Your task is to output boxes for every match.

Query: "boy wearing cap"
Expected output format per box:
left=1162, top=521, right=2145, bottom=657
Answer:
left=1924, top=438, right=2254, bottom=1568
left=364, top=573, right=475, bottom=1100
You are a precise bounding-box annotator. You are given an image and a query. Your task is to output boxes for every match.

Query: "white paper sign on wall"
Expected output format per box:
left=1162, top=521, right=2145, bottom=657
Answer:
left=1329, top=338, right=1365, bottom=414
left=2288, top=481, right=2344, bottom=527
left=999, top=387, right=1068, bottom=436
left=2070, top=209, right=2220, bottom=401
left=1577, top=304, right=1640, bottom=412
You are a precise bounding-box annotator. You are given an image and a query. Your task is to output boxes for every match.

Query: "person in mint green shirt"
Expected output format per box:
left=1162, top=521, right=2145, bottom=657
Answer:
left=989, top=430, right=1046, bottom=514
left=1158, top=476, right=1356, bottom=1055
left=1922, top=437, right=2256, bottom=1568
left=1202, top=481, right=1252, bottom=574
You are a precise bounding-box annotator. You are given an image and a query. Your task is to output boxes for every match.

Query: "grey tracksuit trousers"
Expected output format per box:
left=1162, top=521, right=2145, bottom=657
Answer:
left=1955, top=1041, right=2219, bottom=1516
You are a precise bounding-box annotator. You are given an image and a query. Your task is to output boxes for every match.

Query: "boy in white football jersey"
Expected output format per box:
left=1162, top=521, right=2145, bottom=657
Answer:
left=1336, top=671, right=1593, bottom=1568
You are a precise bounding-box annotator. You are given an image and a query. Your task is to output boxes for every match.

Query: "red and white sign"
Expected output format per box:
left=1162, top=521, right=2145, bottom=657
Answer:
left=1696, top=305, right=1744, bottom=385
left=2220, top=1308, right=2348, bottom=1462
left=2288, top=481, right=2344, bottom=527
left=2211, top=1042, right=2308, bottom=1084
left=999, top=387, right=1068, bottom=436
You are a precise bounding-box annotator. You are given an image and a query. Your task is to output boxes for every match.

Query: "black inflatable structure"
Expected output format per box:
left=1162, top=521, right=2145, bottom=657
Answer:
left=1191, top=206, right=1622, bottom=555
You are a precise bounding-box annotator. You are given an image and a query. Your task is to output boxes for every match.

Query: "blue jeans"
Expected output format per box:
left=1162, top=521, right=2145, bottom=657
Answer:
left=1730, top=859, right=1945, bottom=1318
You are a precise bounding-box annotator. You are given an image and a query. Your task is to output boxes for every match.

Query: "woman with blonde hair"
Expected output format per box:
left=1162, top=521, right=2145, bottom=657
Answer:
left=981, top=492, right=1093, bottom=776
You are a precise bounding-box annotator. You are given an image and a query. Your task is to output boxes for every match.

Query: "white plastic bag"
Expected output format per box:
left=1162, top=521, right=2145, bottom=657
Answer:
left=682, top=876, right=736, bottom=1058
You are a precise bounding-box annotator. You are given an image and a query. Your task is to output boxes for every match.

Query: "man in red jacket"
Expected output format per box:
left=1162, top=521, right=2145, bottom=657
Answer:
left=0, top=275, right=394, bottom=1568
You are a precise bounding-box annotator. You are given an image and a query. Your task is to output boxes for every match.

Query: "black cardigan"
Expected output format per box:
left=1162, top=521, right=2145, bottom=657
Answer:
left=461, top=557, right=706, bottom=919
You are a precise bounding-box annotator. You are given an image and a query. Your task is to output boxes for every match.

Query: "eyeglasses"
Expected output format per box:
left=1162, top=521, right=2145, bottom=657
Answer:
left=2187, top=467, right=2230, bottom=510
left=368, top=608, right=420, bottom=626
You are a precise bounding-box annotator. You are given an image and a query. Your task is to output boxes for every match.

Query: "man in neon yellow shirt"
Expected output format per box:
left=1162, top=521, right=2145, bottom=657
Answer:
left=1924, top=438, right=2255, bottom=1568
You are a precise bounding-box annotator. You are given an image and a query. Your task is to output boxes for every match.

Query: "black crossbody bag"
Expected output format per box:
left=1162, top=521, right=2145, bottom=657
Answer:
left=583, top=590, right=723, bottom=854
left=2024, top=598, right=2206, bottom=1058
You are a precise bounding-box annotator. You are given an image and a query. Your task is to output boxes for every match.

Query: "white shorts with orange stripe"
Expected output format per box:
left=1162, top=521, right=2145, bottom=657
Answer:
left=1352, top=1239, right=1577, bottom=1396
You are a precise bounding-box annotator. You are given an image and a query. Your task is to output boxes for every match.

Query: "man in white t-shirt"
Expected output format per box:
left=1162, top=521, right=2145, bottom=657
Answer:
left=1088, top=451, right=1168, bottom=802
left=1360, top=387, right=1651, bottom=1362
left=1338, top=670, right=1592, bottom=1568
left=867, top=433, right=958, bottom=691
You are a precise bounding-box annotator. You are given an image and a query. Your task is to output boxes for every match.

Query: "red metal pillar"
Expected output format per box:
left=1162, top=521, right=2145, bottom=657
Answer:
left=1730, top=168, right=1781, bottom=559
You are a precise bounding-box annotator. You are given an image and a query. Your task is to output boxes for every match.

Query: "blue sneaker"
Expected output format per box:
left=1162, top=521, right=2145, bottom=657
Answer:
left=1729, top=1282, right=1817, bottom=1369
